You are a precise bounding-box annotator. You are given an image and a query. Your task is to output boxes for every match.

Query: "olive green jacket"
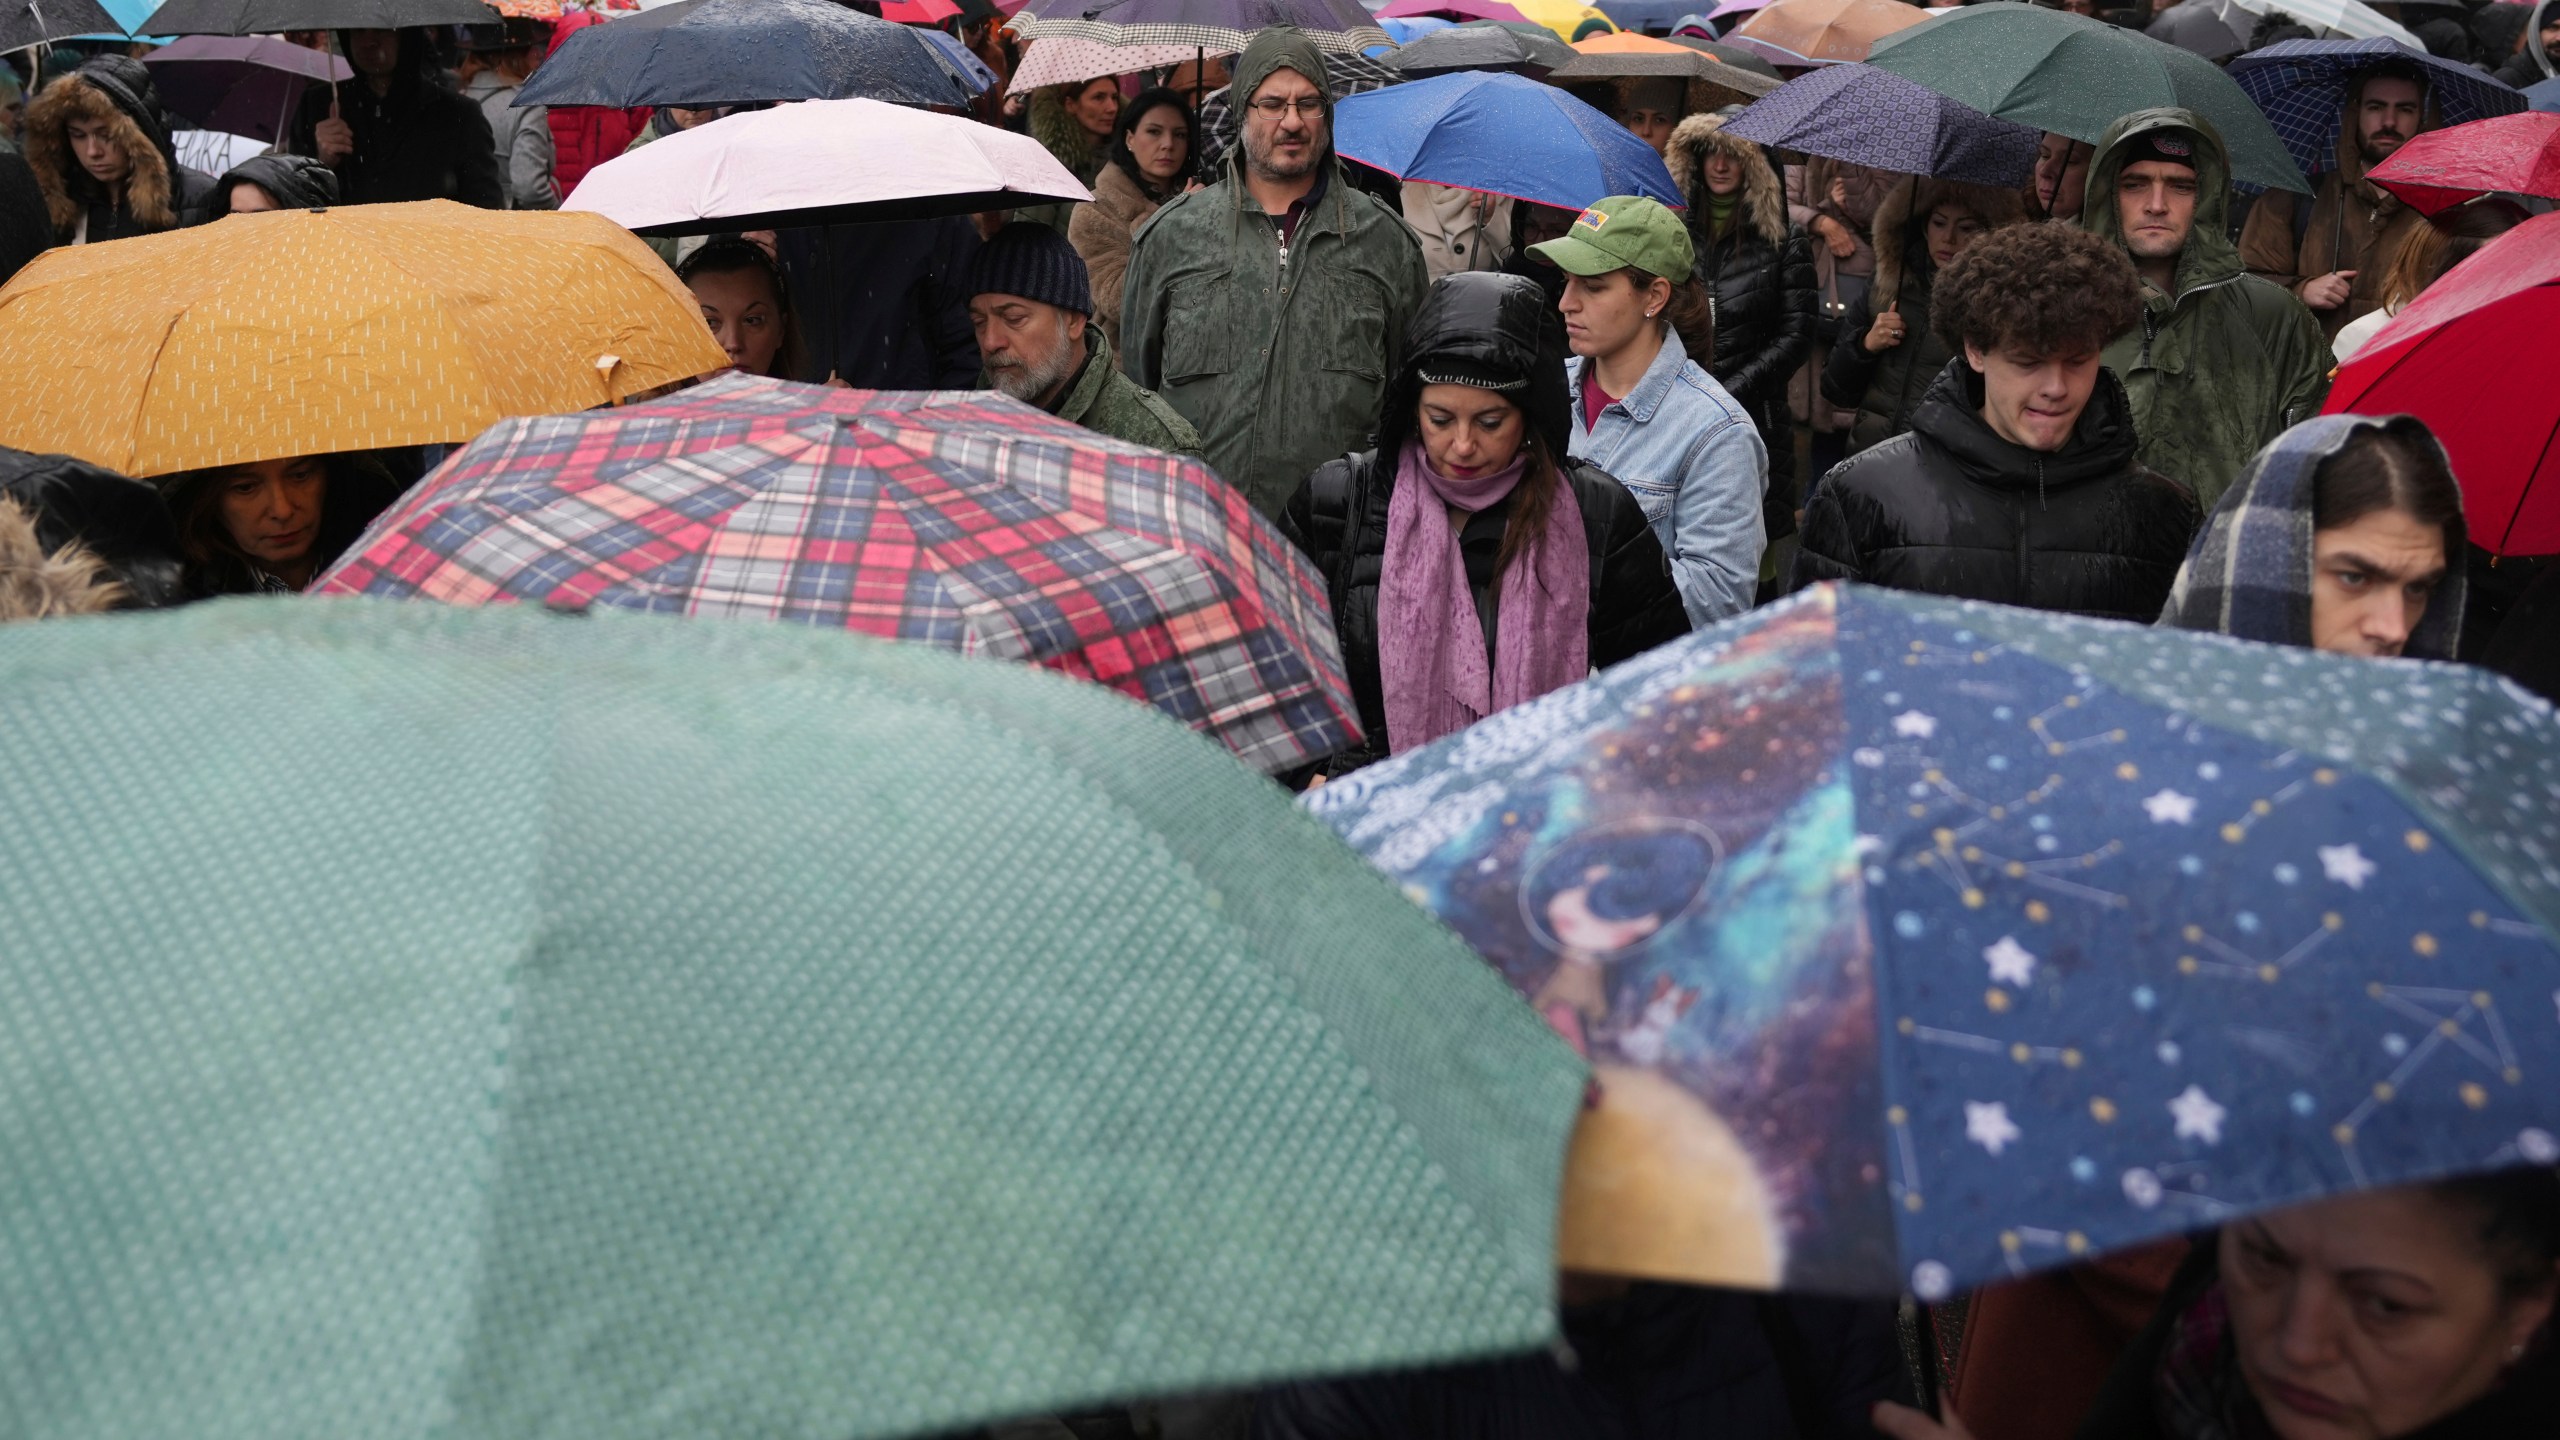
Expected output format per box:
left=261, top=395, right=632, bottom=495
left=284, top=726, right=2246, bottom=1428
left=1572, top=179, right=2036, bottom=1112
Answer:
left=2082, top=109, right=2330, bottom=514
left=1025, top=326, right=1202, bottom=458
left=1119, top=29, right=1429, bottom=518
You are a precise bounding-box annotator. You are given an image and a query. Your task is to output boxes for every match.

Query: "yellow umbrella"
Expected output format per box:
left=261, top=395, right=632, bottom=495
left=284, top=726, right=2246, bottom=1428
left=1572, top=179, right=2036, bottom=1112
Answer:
left=0, top=201, right=727, bottom=478
left=1508, top=0, right=1615, bottom=41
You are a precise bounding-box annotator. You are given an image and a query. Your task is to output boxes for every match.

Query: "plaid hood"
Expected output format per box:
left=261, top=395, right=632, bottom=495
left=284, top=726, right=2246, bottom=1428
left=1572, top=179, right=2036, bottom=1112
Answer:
left=2081, top=107, right=2239, bottom=301
left=2158, top=414, right=2466, bottom=659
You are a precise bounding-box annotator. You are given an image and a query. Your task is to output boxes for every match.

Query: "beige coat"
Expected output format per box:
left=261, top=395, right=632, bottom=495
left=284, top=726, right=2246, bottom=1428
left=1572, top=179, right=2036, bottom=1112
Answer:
left=1398, top=180, right=1512, bottom=281
left=2237, top=106, right=2436, bottom=343
left=1069, top=163, right=1164, bottom=354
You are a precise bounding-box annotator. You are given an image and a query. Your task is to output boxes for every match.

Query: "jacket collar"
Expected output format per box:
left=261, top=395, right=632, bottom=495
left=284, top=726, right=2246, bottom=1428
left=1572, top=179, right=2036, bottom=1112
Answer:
left=1568, top=325, right=1692, bottom=427
left=1049, top=325, right=1115, bottom=425
left=1905, top=357, right=2141, bottom=492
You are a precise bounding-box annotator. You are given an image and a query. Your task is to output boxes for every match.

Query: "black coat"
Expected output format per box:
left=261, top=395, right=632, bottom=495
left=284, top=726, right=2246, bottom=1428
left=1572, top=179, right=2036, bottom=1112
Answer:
left=1820, top=236, right=1950, bottom=457
left=778, top=216, right=983, bottom=389
left=1790, top=359, right=2202, bottom=623
left=289, top=39, right=502, bottom=208
left=1282, top=272, right=1688, bottom=773
left=1254, top=1285, right=1910, bottom=1440
left=0, top=152, right=51, bottom=287
left=0, top=446, right=186, bottom=608
left=1698, top=219, right=1815, bottom=534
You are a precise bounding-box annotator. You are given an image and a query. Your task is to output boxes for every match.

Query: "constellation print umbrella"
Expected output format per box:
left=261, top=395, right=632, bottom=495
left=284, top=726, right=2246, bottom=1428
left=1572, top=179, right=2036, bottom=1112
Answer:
left=316, top=374, right=1360, bottom=776
left=1305, top=583, right=2560, bottom=1300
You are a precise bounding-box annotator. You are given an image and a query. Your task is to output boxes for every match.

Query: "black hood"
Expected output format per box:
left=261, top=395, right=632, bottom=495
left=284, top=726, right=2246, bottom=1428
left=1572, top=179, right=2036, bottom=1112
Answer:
left=0, top=446, right=185, bottom=609
left=214, top=153, right=341, bottom=215
left=1377, top=272, right=1572, bottom=464
left=70, top=55, right=178, bottom=176
left=1905, top=357, right=2142, bottom=493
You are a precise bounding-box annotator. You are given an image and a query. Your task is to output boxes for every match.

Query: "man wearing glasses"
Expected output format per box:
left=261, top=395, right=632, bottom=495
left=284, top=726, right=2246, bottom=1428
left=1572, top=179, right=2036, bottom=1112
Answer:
left=1123, top=27, right=1429, bottom=522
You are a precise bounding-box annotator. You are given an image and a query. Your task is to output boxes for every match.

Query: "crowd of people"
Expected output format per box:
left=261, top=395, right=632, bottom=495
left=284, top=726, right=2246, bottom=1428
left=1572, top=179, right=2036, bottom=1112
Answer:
left=3, top=0, right=2558, bottom=1436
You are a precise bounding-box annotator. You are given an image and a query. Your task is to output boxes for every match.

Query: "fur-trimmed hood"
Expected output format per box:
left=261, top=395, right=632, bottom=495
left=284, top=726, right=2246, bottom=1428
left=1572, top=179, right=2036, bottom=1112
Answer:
left=1869, top=177, right=2029, bottom=311
left=1665, top=110, right=1785, bottom=250
left=24, top=56, right=186, bottom=236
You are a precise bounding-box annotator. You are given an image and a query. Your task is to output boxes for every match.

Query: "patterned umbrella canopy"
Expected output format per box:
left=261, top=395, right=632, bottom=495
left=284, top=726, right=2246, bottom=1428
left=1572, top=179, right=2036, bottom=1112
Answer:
left=1307, top=584, right=2560, bottom=1299
left=1008, top=0, right=1388, bottom=56
left=0, top=597, right=1582, bottom=1440
left=2228, top=38, right=2526, bottom=189
left=316, top=374, right=1360, bottom=776
left=1721, top=61, right=2043, bottom=187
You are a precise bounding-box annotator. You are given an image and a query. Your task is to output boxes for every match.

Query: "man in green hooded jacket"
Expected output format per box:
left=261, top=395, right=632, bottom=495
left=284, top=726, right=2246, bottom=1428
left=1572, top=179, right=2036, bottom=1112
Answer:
left=2079, top=108, right=2329, bottom=513
left=1120, top=27, right=1430, bottom=520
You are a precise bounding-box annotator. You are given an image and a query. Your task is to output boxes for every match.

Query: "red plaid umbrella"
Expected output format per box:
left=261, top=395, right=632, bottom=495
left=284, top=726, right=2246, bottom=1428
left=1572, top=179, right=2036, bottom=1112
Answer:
left=317, top=374, right=1360, bottom=773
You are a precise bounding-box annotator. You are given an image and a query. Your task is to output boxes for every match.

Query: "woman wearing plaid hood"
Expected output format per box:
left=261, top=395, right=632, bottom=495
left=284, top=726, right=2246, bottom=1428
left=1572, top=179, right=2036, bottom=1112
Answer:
left=2159, top=414, right=2466, bottom=660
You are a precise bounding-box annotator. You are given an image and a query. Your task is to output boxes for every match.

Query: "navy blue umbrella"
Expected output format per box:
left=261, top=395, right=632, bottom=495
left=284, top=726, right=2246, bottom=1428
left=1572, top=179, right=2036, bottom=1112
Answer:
left=1595, top=0, right=1700, bottom=33
left=514, top=0, right=972, bottom=112
left=2228, top=38, right=2526, bottom=188
left=1334, top=69, right=1683, bottom=212
left=1721, top=62, right=2042, bottom=188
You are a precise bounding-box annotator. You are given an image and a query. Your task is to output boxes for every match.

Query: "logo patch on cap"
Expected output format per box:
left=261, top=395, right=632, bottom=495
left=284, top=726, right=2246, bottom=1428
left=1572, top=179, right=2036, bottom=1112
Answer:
left=1574, top=204, right=1612, bottom=233
left=2151, top=135, right=2191, bottom=157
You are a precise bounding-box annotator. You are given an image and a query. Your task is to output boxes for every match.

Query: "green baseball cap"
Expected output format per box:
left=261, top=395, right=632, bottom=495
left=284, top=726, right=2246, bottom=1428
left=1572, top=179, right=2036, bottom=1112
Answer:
left=1529, top=196, right=1695, bottom=282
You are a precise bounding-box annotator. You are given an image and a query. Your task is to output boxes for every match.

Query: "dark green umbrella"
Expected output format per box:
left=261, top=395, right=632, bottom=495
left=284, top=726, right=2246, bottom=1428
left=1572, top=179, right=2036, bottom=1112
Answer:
left=1866, top=2, right=2309, bottom=193
left=0, top=599, right=1582, bottom=1440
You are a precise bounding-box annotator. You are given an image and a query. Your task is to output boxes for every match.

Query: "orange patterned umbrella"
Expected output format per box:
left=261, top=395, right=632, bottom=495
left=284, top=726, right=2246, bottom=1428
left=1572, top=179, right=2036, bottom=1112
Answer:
left=1728, top=0, right=1926, bottom=66
left=0, top=201, right=724, bottom=478
left=485, top=0, right=564, bottom=17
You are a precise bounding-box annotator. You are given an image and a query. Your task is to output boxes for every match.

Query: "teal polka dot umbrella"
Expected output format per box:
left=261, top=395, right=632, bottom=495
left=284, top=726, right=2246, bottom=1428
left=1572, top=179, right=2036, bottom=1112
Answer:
left=0, top=598, right=1582, bottom=1440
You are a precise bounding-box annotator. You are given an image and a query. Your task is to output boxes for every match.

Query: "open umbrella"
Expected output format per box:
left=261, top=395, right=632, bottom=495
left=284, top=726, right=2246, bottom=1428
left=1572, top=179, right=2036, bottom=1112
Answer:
left=0, top=202, right=725, bottom=479
left=881, top=0, right=959, bottom=19
left=1667, top=30, right=1782, bottom=77
left=2324, top=210, right=2560, bottom=555
left=1867, top=2, right=2309, bottom=194
left=1506, top=0, right=1617, bottom=38
left=2, top=0, right=124, bottom=47
left=0, top=598, right=1582, bottom=1440
left=2228, top=38, right=2525, bottom=190
left=2365, top=112, right=2560, bottom=215
left=1307, top=583, right=2560, bottom=1298
left=316, top=373, right=1360, bottom=775
left=1335, top=69, right=1684, bottom=210
left=1385, top=17, right=1578, bottom=73
left=2145, top=0, right=2254, bottom=64
left=1721, top=61, right=2042, bottom=187
left=1726, top=0, right=1925, bottom=67
left=2213, top=0, right=2417, bottom=47
left=1593, top=0, right=1698, bottom=33
left=1377, top=0, right=1532, bottom=20
left=917, top=26, right=998, bottom=94
left=2532, top=76, right=2560, bottom=116
left=141, top=33, right=351, bottom=145
left=563, top=98, right=1088, bottom=234
left=1546, top=30, right=1780, bottom=111
left=133, top=0, right=497, bottom=34
left=514, top=0, right=973, bottom=110
left=1008, top=0, right=1390, bottom=56
left=1007, top=37, right=1206, bottom=94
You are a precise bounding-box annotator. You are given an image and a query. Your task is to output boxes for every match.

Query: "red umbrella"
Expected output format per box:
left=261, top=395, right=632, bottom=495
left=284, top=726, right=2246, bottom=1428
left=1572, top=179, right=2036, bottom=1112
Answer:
left=881, top=0, right=961, bottom=19
left=2324, top=210, right=2560, bottom=555
left=2366, top=112, right=2560, bottom=216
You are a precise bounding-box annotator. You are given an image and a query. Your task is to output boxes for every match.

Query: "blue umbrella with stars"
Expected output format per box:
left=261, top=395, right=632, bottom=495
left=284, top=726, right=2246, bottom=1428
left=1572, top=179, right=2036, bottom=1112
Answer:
left=1304, top=582, right=2560, bottom=1301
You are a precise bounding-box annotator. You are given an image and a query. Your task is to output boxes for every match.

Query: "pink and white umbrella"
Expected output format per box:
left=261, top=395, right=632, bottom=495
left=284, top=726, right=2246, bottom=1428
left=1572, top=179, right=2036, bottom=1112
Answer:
left=563, top=98, right=1093, bottom=234
left=1005, top=36, right=1207, bottom=96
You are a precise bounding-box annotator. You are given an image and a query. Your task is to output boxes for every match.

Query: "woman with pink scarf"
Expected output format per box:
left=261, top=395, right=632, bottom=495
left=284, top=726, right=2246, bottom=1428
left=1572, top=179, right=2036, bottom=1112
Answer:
left=1281, top=272, right=1689, bottom=777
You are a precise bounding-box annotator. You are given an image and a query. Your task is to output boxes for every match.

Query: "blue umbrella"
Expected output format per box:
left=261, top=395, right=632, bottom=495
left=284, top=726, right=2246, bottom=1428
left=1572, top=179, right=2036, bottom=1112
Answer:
left=917, top=28, right=996, bottom=96
left=2229, top=38, right=2527, bottom=188
left=1305, top=583, right=2560, bottom=1299
left=1334, top=70, right=1683, bottom=213
left=2530, top=76, right=2560, bottom=116
left=1722, top=62, right=2042, bottom=188
left=514, top=0, right=972, bottom=112
left=1380, top=14, right=1456, bottom=42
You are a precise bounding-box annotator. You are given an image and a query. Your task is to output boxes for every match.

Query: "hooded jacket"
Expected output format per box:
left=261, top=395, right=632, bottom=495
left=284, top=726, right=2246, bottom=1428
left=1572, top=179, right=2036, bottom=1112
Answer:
left=1122, top=28, right=1431, bottom=521
left=211, top=153, right=341, bottom=216
left=1068, top=162, right=1163, bottom=353
left=1280, top=273, right=1688, bottom=773
left=1791, top=357, right=2202, bottom=623
left=544, top=11, right=652, bottom=195
left=2495, top=0, right=2558, bottom=85
left=2236, top=79, right=2437, bottom=342
left=288, top=31, right=503, bottom=208
left=1018, top=84, right=1110, bottom=236
left=1821, top=177, right=2028, bottom=455
left=2157, top=413, right=2466, bottom=658
left=1010, top=324, right=1203, bottom=459
left=23, top=57, right=218, bottom=243
left=1667, top=111, right=1815, bottom=532
left=0, top=445, right=185, bottom=609
left=2081, top=109, right=2330, bottom=515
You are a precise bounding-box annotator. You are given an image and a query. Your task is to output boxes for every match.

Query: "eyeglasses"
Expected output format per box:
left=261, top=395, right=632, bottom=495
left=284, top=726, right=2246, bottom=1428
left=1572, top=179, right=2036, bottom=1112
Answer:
left=1246, top=96, right=1326, bottom=120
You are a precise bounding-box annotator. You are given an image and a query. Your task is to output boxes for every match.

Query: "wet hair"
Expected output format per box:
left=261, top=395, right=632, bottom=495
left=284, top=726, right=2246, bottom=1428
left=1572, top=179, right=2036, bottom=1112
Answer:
left=2432, top=1167, right=2560, bottom=1301
left=2310, top=417, right=2465, bottom=558
left=679, top=238, right=805, bottom=382
left=1934, top=221, right=2143, bottom=359
left=2376, top=203, right=2525, bottom=314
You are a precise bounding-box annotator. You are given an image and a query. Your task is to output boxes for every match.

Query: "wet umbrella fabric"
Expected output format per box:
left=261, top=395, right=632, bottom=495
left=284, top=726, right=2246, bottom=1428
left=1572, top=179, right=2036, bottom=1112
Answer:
left=2213, top=0, right=2417, bottom=48
left=1385, top=18, right=1578, bottom=73
left=142, top=34, right=351, bottom=144
left=134, top=0, right=496, bottom=33
left=1306, top=583, right=2560, bottom=1299
left=1546, top=31, right=1780, bottom=109
left=1721, top=62, right=2042, bottom=188
left=513, top=0, right=972, bottom=111
left=2324, top=210, right=2560, bottom=555
left=1726, top=0, right=1926, bottom=67
left=1866, top=2, right=2308, bottom=193
left=316, top=374, right=1360, bottom=775
left=0, top=0, right=124, bottom=48
left=2531, top=77, right=2560, bottom=116
left=1009, top=0, right=1390, bottom=55
left=1667, top=31, right=1782, bottom=77
left=1005, top=38, right=1203, bottom=94
left=2228, top=38, right=2526, bottom=187
left=1334, top=69, right=1685, bottom=211
left=2145, top=0, right=2253, bottom=63
left=0, top=597, right=1581, bottom=1440
left=2365, top=112, right=2560, bottom=215
left=917, top=27, right=997, bottom=94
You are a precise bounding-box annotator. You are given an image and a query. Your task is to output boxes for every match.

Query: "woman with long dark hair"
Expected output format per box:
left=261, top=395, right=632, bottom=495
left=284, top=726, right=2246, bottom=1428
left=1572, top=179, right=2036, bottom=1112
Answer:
left=1068, top=87, right=1193, bottom=353
left=679, top=237, right=806, bottom=382
left=158, top=453, right=403, bottom=599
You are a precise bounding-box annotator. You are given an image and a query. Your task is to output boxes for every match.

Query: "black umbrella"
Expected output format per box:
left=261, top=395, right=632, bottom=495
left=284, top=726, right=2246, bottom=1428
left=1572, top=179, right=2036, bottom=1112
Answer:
left=1385, top=19, right=1578, bottom=75
left=2, top=0, right=124, bottom=50
left=133, top=0, right=497, bottom=35
left=514, top=0, right=972, bottom=111
left=1667, top=33, right=1782, bottom=79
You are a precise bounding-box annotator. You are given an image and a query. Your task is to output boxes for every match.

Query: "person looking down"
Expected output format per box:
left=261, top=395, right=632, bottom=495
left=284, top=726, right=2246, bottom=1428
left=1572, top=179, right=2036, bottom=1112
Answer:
left=965, top=223, right=1201, bottom=458
left=158, top=453, right=405, bottom=599
left=23, top=56, right=216, bottom=244
left=680, top=238, right=805, bottom=382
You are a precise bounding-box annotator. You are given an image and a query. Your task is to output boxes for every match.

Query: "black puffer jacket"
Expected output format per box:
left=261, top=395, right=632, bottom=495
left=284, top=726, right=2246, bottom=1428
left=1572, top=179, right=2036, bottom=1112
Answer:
left=1821, top=178, right=2028, bottom=456
left=212, top=153, right=341, bottom=216
left=0, top=446, right=186, bottom=608
left=288, top=31, right=502, bottom=207
left=1282, top=272, right=1688, bottom=773
left=1790, top=359, right=2201, bottom=622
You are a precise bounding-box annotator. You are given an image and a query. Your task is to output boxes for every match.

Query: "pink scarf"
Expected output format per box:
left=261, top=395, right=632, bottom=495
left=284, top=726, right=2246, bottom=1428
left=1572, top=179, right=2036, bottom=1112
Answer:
left=1377, top=438, right=1590, bottom=754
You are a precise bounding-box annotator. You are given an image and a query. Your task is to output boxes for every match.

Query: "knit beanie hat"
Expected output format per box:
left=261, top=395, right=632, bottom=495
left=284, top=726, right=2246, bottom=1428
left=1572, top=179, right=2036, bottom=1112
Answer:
left=963, top=221, right=1094, bottom=316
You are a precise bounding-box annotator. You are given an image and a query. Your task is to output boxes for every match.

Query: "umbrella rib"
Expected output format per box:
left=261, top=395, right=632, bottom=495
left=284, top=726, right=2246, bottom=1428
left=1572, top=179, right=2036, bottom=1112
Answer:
left=2493, top=405, right=2560, bottom=555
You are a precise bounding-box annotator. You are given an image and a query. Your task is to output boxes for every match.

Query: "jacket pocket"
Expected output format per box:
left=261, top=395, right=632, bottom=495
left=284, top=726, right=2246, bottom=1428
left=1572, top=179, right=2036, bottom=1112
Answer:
left=1161, top=275, right=1236, bottom=384
left=1312, top=272, right=1390, bottom=381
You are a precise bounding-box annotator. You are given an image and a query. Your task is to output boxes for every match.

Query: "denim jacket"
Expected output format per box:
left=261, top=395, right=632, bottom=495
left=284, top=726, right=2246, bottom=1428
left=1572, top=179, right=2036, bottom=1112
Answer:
left=1567, top=326, right=1768, bottom=626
